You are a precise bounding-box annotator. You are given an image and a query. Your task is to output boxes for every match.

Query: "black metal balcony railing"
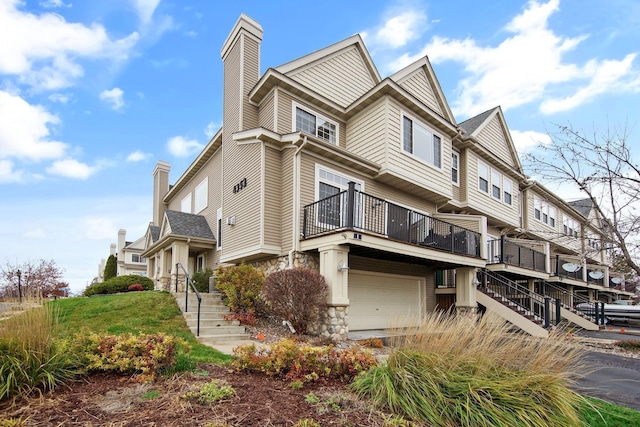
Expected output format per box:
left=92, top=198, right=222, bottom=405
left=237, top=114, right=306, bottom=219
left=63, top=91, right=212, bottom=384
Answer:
left=302, top=183, right=481, bottom=258
left=586, top=269, right=605, bottom=286
left=486, top=236, right=546, bottom=273
left=553, top=255, right=583, bottom=281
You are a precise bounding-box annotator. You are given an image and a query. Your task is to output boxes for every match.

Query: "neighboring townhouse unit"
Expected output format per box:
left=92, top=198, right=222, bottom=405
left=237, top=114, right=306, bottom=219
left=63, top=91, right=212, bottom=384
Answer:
left=116, top=229, right=148, bottom=277
left=142, top=14, right=631, bottom=340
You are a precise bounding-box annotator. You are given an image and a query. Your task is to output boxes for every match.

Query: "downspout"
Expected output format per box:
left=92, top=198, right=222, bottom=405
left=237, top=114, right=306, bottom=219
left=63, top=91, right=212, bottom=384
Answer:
left=290, top=135, right=308, bottom=268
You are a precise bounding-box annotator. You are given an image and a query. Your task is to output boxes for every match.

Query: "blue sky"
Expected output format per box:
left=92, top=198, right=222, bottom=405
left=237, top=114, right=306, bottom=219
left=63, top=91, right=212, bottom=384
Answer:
left=1, top=0, right=639, bottom=294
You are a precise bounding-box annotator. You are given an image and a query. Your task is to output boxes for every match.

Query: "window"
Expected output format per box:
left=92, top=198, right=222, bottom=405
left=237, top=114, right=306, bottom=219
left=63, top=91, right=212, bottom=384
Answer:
left=216, top=208, right=222, bottom=249
left=478, top=161, right=489, bottom=193
left=196, top=254, right=205, bottom=272
left=315, top=165, right=363, bottom=228
left=534, top=196, right=556, bottom=227
left=563, top=215, right=580, bottom=238
left=491, top=170, right=501, bottom=199
left=534, top=197, right=541, bottom=220
left=194, top=178, right=208, bottom=213
left=549, top=206, right=556, bottom=228
left=295, top=104, right=337, bottom=144
left=131, top=254, right=145, bottom=263
left=402, top=115, right=441, bottom=168
left=181, top=193, right=192, bottom=214
left=503, top=178, right=513, bottom=206
left=451, top=152, right=459, bottom=185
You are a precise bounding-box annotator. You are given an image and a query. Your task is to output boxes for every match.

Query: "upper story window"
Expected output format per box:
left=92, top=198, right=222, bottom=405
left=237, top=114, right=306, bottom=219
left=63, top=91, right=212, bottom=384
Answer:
left=181, top=193, right=192, bottom=213
left=194, top=177, right=208, bottom=213
left=216, top=208, right=222, bottom=249
left=315, top=165, right=363, bottom=228
left=294, top=103, right=337, bottom=145
left=563, top=215, right=580, bottom=238
left=491, top=170, right=501, bottom=200
left=478, top=161, right=489, bottom=193
left=131, top=254, right=146, bottom=264
left=402, top=115, right=441, bottom=168
left=534, top=196, right=556, bottom=227
left=451, top=152, right=459, bottom=185
left=503, top=178, right=513, bottom=206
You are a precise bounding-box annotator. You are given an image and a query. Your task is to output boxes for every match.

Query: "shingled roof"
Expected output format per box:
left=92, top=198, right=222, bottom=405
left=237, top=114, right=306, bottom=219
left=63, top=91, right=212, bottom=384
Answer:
left=458, top=107, right=497, bottom=136
left=164, top=210, right=216, bottom=240
left=568, top=198, right=593, bottom=219
left=148, top=225, right=161, bottom=243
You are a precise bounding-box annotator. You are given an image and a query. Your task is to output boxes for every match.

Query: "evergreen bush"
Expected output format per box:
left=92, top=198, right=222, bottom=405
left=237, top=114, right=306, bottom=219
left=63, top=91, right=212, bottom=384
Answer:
left=84, top=275, right=153, bottom=296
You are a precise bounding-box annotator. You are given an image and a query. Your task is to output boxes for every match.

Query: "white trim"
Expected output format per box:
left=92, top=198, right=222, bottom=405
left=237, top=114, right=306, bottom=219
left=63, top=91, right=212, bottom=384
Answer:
left=220, top=244, right=282, bottom=264
left=478, top=160, right=489, bottom=194
left=260, top=142, right=266, bottom=246
left=194, top=177, right=208, bottom=214
left=451, top=151, right=460, bottom=187
left=292, top=101, right=339, bottom=145
left=400, top=110, right=442, bottom=170
left=314, top=164, right=364, bottom=201
left=273, top=88, right=278, bottom=133
left=181, top=193, right=192, bottom=213
left=216, top=208, right=222, bottom=250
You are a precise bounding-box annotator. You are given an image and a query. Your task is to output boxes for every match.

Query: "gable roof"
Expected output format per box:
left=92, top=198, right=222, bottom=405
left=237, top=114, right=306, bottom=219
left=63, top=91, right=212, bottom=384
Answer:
left=148, top=225, right=161, bottom=243
left=459, top=108, right=496, bottom=135
left=568, top=198, right=593, bottom=219
left=164, top=210, right=215, bottom=240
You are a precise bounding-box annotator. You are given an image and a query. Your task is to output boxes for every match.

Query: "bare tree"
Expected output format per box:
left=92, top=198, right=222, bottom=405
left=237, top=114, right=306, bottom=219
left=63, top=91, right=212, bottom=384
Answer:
left=524, top=122, right=640, bottom=277
left=0, top=259, right=70, bottom=299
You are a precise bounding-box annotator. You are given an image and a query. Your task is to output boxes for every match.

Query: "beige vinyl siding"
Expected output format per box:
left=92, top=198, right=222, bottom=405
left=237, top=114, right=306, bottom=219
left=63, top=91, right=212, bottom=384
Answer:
left=280, top=148, right=295, bottom=253
left=398, top=69, right=443, bottom=115
left=437, top=216, right=481, bottom=233
left=223, top=39, right=242, bottom=134
left=242, top=34, right=260, bottom=130
left=386, top=99, right=452, bottom=200
left=350, top=256, right=436, bottom=312
left=557, top=208, right=583, bottom=253
left=258, top=89, right=275, bottom=131
left=288, top=46, right=375, bottom=108
left=263, top=145, right=282, bottom=247
left=221, top=143, right=262, bottom=256
left=346, top=96, right=387, bottom=165
left=467, top=151, right=519, bottom=227
left=276, top=88, right=293, bottom=136
left=459, top=149, right=468, bottom=202
left=475, top=115, right=515, bottom=167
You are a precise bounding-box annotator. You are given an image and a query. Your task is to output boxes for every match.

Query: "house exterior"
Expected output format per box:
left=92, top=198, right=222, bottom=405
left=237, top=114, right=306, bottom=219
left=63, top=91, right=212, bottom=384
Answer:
left=142, top=14, right=632, bottom=340
left=116, top=229, right=148, bottom=277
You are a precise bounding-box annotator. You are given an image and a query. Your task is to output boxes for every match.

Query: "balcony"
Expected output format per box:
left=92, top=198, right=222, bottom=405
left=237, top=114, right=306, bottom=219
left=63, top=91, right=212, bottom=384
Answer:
left=302, top=183, right=481, bottom=258
left=486, top=236, right=546, bottom=273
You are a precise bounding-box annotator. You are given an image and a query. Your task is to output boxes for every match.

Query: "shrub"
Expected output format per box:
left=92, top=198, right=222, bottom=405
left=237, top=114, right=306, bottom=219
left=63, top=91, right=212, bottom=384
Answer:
left=615, top=340, right=640, bottom=352
left=128, top=283, right=144, bottom=292
left=351, top=312, right=587, bottom=427
left=71, top=332, right=184, bottom=382
left=232, top=338, right=376, bottom=384
left=182, top=379, right=235, bottom=404
left=215, top=264, right=265, bottom=315
left=84, top=275, right=153, bottom=296
left=103, top=255, right=117, bottom=281
left=0, top=304, right=77, bottom=401
left=192, top=268, right=214, bottom=293
left=262, top=268, right=328, bottom=334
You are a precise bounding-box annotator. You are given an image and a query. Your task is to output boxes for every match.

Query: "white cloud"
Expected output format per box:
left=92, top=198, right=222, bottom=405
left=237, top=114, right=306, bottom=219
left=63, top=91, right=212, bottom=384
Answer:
left=24, top=228, right=47, bottom=239
left=204, top=121, right=220, bottom=139
left=132, top=0, right=161, bottom=25
left=0, top=159, right=24, bottom=183
left=81, top=215, right=118, bottom=240
left=0, top=90, right=68, bottom=161
left=48, top=92, right=71, bottom=103
left=99, top=87, right=124, bottom=111
left=46, top=158, right=97, bottom=179
left=385, top=0, right=640, bottom=118
left=39, top=0, right=70, bottom=8
left=0, top=1, right=139, bottom=91
left=126, top=150, right=152, bottom=162
left=167, top=135, right=203, bottom=157
left=510, top=129, right=552, bottom=153
left=362, top=8, right=428, bottom=51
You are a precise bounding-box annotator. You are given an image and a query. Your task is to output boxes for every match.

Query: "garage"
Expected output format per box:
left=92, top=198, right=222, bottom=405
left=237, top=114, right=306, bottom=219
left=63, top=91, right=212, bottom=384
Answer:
left=348, top=270, right=425, bottom=330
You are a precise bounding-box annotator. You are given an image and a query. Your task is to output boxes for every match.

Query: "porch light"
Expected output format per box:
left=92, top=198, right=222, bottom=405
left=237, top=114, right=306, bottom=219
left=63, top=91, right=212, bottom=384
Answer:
left=337, top=260, right=349, bottom=272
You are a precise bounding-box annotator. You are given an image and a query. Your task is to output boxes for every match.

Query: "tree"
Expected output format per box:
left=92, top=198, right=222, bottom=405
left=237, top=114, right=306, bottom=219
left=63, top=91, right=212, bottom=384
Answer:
left=524, top=122, right=640, bottom=278
left=104, top=255, right=117, bottom=282
left=0, top=259, right=70, bottom=299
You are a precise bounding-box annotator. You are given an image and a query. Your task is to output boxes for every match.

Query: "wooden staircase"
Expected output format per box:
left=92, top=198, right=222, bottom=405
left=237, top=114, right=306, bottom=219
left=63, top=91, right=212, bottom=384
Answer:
left=481, top=287, right=544, bottom=325
left=174, top=292, right=250, bottom=345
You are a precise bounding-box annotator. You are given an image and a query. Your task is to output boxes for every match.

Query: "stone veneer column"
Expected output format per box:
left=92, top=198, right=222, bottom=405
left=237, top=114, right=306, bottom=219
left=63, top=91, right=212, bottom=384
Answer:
left=455, top=267, right=478, bottom=315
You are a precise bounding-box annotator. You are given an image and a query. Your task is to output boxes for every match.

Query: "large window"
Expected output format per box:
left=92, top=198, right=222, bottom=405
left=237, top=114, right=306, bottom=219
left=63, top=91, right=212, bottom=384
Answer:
left=295, top=104, right=337, bottom=145
left=194, top=177, right=208, bottom=213
left=451, top=152, right=459, bottom=185
left=478, top=161, right=489, bottom=193
left=402, top=115, right=441, bottom=168
left=315, top=166, right=363, bottom=228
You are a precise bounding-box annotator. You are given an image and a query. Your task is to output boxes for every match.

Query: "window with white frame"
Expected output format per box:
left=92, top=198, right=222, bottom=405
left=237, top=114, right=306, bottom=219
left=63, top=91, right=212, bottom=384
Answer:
left=451, top=152, right=459, bottom=185
left=588, top=232, right=601, bottom=250
left=533, top=196, right=556, bottom=227
left=194, top=177, right=208, bottom=213
left=315, top=165, right=363, bottom=228
left=196, top=254, right=205, bottom=272
left=131, top=254, right=146, bottom=264
left=294, top=104, right=337, bottom=145
left=548, top=206, right=556, bottom=228
left=181, top=193, right=192, bottom=214
left=216, top=208, right=222, bottom=249
left=402, top=115, right=441, bottom=168
left=534, top=197, right=542, bottom=220
left=563, top=215, right=580, bottom=238
left=503, top=178, right=513, bottom=206
left=491, top=170, right=501, bottom=199
left=478, top=161, right=489, bottom=193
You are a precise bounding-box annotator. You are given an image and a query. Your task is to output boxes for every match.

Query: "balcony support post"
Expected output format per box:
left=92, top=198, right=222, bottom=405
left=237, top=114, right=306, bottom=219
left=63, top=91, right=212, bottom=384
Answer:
left=318, top=244, right=350, bottom=306
left=346, top=182, right=355, bottom=229
left=455, top=267, right=478, bottom=315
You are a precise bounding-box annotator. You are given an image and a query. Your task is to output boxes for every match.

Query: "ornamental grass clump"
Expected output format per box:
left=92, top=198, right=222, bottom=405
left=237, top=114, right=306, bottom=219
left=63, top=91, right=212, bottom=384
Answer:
left=350, top=311, right=588, bottom=427
left=0, top=304, right=76, bottom=401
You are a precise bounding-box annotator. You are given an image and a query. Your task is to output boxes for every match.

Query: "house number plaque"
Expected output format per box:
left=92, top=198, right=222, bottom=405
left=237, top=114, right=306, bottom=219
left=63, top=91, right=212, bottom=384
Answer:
left=233, top=178, right=247, bottom=193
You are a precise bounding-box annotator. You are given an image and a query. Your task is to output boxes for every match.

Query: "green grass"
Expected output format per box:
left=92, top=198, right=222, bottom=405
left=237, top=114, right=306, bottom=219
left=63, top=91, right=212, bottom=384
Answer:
left=50, top=291, right=232, bottom=364
left=581, top=397, right=640, bottom=427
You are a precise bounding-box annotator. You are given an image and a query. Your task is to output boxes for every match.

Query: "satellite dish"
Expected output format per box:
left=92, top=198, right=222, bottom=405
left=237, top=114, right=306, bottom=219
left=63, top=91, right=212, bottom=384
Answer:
left=562, top=263, right=581, bottom=273
left=611, top=277, right=624, bottom=285
left=589, top=271, right=604, bottom=280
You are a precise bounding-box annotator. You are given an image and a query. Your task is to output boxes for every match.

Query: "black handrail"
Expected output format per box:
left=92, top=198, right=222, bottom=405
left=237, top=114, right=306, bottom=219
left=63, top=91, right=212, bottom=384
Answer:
left=486, top=236, right=546, bottom=273
left=479, top=270, right=560, bottom=327
left=302, top=184, right=481, bottom=257
left=175, top=263, right=202, bottom=337
left=542, top=281, right=596, bottom=323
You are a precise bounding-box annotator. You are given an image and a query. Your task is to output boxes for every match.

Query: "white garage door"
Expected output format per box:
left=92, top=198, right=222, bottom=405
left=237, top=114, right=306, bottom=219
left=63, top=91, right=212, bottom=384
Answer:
left=349, top=270, right=424, bottom=331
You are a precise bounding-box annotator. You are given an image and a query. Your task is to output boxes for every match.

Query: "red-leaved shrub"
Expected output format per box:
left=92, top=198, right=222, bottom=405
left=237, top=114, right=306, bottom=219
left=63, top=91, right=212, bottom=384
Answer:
left=128, top=283, right=144, bottom=292
left=262, top=268, right=328, bottom=334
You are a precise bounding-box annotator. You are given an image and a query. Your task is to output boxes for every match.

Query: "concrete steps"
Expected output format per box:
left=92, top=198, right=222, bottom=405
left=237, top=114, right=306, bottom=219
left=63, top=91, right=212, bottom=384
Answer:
left=173, top=292, right=250, bottom=344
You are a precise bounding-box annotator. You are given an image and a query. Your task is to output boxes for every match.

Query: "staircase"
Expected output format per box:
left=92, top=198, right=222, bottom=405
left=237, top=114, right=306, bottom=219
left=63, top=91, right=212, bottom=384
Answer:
left=174, top=291, right=250, bottom=345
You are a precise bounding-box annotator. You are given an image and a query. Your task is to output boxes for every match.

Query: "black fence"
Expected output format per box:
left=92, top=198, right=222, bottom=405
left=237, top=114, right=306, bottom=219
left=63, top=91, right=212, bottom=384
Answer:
left=486, top=236, right=546, bottom=273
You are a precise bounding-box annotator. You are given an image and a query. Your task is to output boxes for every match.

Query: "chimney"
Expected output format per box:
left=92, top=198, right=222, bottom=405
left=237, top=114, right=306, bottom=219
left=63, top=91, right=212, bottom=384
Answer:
left=109, top=243, right=116, bottom=256
left=221, top=14, right=263, bottom=133
left=152, top=161, right=170, bottom=226
left=117, top=229, right=126, bottom=261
